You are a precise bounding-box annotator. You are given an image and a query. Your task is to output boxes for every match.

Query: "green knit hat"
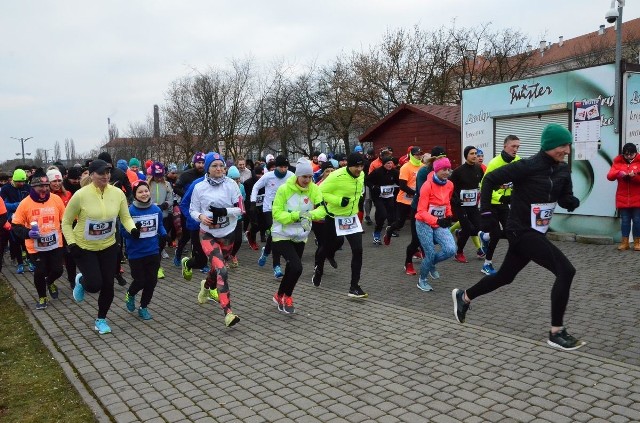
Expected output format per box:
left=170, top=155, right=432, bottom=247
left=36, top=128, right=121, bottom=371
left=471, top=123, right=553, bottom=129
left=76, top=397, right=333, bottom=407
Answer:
left=129, top=158, right=141, bottom=167
left=540, top=124, right=572, bottom=151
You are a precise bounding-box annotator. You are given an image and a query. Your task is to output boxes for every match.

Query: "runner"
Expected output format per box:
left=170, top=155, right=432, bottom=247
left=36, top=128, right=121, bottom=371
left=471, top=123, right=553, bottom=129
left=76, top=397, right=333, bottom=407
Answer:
left=271, top=158, right=325, bottom=313
left=452, top=124, right=584, bottom=351
left=366, top=155, right=399, bottom=245
left=173, top=152, right=206, bottom=266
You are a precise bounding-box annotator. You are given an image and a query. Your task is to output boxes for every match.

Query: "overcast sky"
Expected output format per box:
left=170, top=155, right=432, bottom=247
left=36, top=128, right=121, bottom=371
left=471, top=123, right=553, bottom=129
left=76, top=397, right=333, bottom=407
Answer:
left=1, top=0, right=637, bottom=162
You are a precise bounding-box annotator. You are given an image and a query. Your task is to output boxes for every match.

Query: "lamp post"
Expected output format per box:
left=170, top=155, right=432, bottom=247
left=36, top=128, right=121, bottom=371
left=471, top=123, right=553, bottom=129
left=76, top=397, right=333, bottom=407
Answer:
left=11, top=137, right=33, bottom=163
left=606, top=0, right=624, bottom=134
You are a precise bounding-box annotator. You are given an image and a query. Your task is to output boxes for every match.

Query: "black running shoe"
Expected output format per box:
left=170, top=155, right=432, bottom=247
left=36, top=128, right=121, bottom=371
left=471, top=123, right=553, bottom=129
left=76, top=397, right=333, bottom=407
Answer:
left=348, top=285, right=368, bottom=298
left=547, top=328, right=585, bottom=351
left=311, top=266, right=322, bottom=287
left=327, top=257, right=338, bottom=269
left=115, top=274, right=127, bottom=286
left=452, top=289, right=470, bottom=323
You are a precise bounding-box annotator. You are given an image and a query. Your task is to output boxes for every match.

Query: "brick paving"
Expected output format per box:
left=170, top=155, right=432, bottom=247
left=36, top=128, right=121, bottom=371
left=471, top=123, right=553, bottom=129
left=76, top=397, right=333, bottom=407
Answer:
left=4, top=231, right=640, bottom=422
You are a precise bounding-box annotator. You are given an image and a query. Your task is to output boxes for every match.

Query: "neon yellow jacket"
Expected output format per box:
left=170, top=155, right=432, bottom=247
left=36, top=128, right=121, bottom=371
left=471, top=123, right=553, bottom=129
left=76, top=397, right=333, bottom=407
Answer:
left=271, top=175, right=325, bottom=242
left=62, top=183, right=136, bottom=251
left=319, top=167, right=364, bottom=217
left=481, top=153, right=521, bottom=205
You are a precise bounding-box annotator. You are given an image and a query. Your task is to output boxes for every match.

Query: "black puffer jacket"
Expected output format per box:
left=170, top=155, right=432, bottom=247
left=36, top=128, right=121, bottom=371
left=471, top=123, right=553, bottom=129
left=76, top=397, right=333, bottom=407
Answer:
left=480, top=150, right=579, bottom=233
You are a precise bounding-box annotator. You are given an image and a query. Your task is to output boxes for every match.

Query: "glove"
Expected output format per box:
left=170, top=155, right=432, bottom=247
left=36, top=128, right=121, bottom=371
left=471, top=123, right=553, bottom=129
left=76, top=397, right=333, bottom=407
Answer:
left=436, top=217, right=452, bottom=228
left=451, top=196, right=462, bottom=207
left=480, top=212, right=494, bottom=233
left=131, top=222, right=142, bottom=239
left=158, top=233, right=167, bottom=250
left=340, top=197, right=350, bottom=207
left=209, top=206, right=228, bottom=217
left=68, top=243, right=83, bottom=260
left=500, top=195, right=511, bottom=205
left=562, top=196, right=580, bottom=213
left=300, top=212, right=312, bottom=231
left=160, top=202, right=169, bottom=211
left=28, top=228, right=40, bottom=239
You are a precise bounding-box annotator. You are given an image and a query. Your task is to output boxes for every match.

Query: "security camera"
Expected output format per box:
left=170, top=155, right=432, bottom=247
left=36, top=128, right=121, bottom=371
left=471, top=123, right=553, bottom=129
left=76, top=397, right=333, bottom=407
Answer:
left=605, top=8, right=619, bottom=23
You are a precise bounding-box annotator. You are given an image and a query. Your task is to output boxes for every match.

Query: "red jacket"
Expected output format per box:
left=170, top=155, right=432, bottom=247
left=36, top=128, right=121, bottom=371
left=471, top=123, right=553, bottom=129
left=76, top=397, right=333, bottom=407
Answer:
left=607, top=154, right=640, bottom=208
left=415, top=171, right=453, bottom=227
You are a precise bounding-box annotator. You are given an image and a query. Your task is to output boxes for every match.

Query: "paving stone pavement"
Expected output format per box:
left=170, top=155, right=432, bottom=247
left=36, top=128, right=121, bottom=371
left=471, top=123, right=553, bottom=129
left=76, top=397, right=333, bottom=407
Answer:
left=4, top=230, right=640, bottom=422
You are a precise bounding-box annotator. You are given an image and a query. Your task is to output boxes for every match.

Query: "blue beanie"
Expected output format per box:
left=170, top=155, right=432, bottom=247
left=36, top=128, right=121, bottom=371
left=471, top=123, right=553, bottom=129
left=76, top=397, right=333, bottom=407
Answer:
left=204, top=152, right=225, bottom=173
left=116, top=159, right=128, bottom=172
left=354, top=145, right=363, bottom=153
left=227, top=166, right=240, bottom=179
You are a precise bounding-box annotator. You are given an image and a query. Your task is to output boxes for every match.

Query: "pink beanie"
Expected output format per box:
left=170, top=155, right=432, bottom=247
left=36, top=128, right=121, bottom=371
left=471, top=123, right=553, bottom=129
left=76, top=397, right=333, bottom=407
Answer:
left=433, top=157, right=452, bottom=173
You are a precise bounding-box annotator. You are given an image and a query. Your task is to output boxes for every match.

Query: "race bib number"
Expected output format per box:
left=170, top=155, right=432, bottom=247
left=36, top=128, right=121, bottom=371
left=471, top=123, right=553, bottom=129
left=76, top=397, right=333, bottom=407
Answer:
left=380, top=185, right=395, bottom=199
left=133, top=214, right=158, bottom=238
left=428, top=205, right=446, bottom=218
left=256, top=194, right=265, bottom=207
left=460, top=189, right=479, bottom=207
left=209, top=216, right=230, bottom=230
left=34, top=232, right=59, bottom=252
left=334, top=215, right=363, bottom=236
left=84, top=218, right=116, bottom=241
left=531, top=202, right=557, bottom=233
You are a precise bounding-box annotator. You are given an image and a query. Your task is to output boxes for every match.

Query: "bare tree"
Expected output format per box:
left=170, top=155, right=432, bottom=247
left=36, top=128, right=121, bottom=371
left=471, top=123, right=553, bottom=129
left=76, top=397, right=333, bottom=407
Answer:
left=53, top=141, right=62, bottom=162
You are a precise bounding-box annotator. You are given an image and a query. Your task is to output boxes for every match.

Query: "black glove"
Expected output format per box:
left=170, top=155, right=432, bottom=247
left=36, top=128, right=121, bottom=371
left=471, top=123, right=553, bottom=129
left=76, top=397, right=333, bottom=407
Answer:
left=499, top=195, right=511, bottom=205
left=68, top=243, right=83, bottom=260
left=480, top=212, right=494, bottom=233
left=131, top=222, right=142, bottom=239
left=209, top=206, right=228, bottom=217
left=340, top=197, right=350, bottom=207
left=160, top=202, right=169, bottom=211
left=562, top=196, right=580, bottom=212
left=436, top=217, right=452, bottom=228
left=451, top=196, right=462, bottom=207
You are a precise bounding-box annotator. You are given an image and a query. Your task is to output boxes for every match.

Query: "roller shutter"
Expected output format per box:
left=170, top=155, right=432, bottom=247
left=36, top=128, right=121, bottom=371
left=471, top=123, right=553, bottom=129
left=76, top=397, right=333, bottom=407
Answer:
left=494, top=113, right=570, bottom=160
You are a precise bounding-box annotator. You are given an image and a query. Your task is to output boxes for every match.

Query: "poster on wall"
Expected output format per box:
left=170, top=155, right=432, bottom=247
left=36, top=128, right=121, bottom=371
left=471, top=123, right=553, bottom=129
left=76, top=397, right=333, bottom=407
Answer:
left=624, top=72, right=640, bottom=147
left=573, top=100, right=601, bottom=160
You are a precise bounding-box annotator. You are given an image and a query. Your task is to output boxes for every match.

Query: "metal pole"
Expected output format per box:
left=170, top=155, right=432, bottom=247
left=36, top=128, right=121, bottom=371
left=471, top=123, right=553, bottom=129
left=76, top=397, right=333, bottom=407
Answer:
left=614, top=3, right=623, bottom=134
left=11, top=137, right=33, bottom=163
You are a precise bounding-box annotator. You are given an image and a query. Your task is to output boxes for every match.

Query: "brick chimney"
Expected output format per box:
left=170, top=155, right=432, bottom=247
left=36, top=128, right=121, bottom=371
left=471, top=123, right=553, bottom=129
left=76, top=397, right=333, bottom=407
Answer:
left=153, top=105, right=160, bottom=138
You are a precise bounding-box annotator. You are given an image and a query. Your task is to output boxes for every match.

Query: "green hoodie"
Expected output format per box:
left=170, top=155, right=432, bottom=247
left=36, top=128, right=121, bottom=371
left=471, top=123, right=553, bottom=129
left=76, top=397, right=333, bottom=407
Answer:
left=271, top=175, right=326, bottom=242
left=320, top=167, right=365, bottom=217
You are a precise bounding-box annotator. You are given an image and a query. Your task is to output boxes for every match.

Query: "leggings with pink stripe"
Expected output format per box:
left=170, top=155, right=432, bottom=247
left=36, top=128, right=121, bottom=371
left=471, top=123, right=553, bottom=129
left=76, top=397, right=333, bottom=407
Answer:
left=200, top=231, right=235, bottom=315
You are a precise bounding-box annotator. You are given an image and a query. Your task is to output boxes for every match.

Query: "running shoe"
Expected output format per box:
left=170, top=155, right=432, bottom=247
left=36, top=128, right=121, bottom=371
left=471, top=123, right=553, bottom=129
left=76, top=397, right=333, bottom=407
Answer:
left=201, top=265, right=210, bottom=273
left=279, top=295, right=295, bottom=314
left=454, top=252, right=468, bottom=263
left=27, top=261, right=35, bottom=272
left=173, top=253, right=181, bottom=267
left=16, top=264, right=24, bottom=274
left=258, top=247, right=268, bottom=267
left=373, top=232, right=381, bottom=245
left=478, top=231, right=490, bottom=256
left=311, top=265, right=322, bottom=287
left=229, top=255, right=239, bottom=268
left=429, top=267, right=440, bottom=280
left=452, top=288, right=470, bottom=323
left=272, top=292, right=283, bottom=307
left=273, top=265, right=284, bottom=279
left=157, top=267, right=165, bottom=279
left=161, top=250, right=170, bottom=259
left=327, top=257, right=338, bottom=269
left=547, top=328, right=586, bottom=351
left=138, top=307, right=152, bottom=320
left=481, top=263, right=497, bottom=275
left=94, top=318, right=112, bottom=334
left=413, top=250, right=424, bottom=259
left=48, top=283, right=59, bottom=299
left=364, top=216, right=373, bottom=226
left=348, top=285, right=368, bottom=298
left=181, top=257, right=192, bottom=281
left=476, top=248, right=486, bottom=259
left=417, top=278, right=433, bottom=292
left=35, top=297, right=48, bottom=310
left=383, top=226, right=392, bottom=246
left=224, top=312, right=240, bottom=327
left=73, top=274, right=85, bottom=302
left=197, top=280, right=209, bottom=304
left=125, top=292, right=136, bottom=312
left=209, top=288, right=219, bottom=302
left=404, top=263, right=417, bottom=275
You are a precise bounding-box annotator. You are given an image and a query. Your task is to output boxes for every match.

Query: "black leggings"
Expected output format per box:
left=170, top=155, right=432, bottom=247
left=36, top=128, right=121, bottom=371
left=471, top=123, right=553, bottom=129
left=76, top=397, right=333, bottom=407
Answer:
left=454, top=206, right=480, bottom=253
left=388, top=202, right=412, bottom=233
left=466, top=230, right=576, bottom=327
left=230, top=221, right=243, bottom=257
left=486, top=206, right=509, bottom=261
left=272, top=240, right=305, bottom=296
left=263, top=212, right=281, bottom=267
left=373, top=197, right=396, bottom=233
left=75, top=243, right=119, bottom=319
left=32, top=248, right=64, bottom=298
left=315, top=216, right=363, bottom=287
left=404, top=215, right=421, bottom=265
left=128, top=254, right=161, bottom=308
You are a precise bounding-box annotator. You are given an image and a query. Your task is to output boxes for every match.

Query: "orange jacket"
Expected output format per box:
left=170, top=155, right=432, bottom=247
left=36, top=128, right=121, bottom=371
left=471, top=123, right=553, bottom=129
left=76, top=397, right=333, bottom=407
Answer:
left=415, top=171, right=453, bottom=227
left=12, top=194, right=66, bottom=254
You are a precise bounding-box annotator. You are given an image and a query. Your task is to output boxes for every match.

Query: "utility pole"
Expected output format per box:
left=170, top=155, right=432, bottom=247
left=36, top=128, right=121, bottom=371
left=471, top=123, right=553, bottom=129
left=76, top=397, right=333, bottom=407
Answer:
left=11, top=137, right=33, bottom=163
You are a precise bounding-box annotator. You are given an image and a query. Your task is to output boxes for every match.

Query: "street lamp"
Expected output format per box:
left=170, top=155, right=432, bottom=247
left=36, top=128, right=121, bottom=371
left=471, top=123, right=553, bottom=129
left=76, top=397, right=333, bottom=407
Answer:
left=606, top=0, right=624, bottom=134
left=11, top=137, right=33, bottom=163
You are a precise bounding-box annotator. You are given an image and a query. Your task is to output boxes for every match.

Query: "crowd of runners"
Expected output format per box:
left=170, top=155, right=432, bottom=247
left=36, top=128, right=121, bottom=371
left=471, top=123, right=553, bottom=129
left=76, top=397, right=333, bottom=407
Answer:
left=0, top=123, right=586, bottom=350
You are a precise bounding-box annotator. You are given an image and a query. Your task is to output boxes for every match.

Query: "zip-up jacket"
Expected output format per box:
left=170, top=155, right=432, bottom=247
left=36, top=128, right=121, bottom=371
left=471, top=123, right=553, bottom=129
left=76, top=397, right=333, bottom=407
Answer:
left=320, top=167, right=364, bottom=217
left=415, top=172, right=453, bottom=227
left=271, top=176, right=326, bottom=243
left=449, top=162, right=484, bottom=208
left=149, top=179, right=173, bottom=218
left=607, top=154, right=640, bottom=208
left=121, top=203, right=166, bottom=260
left=179, top=176, right=204, bottom=231
left=366, top=165, right=399, bottom=199
left=12, top=194, right=66, bottom=254
left=481, top=152, right=521, bottom=206
left=480, top=150, right=576, bottom=233
left=1, top=182, right=30, bottom=217
left=174, top=167, right=204, bottom=198
left=189, top=177, right=243, bottom=238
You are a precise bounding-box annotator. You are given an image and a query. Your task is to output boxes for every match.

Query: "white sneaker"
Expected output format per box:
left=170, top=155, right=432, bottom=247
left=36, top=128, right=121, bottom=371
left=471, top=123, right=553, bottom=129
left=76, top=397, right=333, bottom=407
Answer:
left=161, top=250, right=170, bottom=259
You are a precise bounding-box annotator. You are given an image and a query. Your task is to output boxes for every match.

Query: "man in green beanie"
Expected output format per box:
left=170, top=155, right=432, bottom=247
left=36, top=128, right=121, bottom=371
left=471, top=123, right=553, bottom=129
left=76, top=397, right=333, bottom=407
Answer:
left=452, top=123, right=584, bottom=351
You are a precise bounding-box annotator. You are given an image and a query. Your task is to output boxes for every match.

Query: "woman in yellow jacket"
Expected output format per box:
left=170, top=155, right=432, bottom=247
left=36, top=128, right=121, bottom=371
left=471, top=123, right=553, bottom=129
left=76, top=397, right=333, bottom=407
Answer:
left=12, top=169, right=66, bottom=310
left=62, top=159, right=140, bottom=334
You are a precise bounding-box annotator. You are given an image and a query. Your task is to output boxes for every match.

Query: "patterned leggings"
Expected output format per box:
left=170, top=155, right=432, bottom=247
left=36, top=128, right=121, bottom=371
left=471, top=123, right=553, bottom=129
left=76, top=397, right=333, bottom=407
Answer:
left=200, top=231, right=235, bottom=315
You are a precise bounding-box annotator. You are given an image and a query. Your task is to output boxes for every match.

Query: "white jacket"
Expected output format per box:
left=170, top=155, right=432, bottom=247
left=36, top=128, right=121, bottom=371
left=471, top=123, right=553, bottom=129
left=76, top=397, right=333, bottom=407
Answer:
left=249, top=170, right=293, bottom=212
left=189, top=177, right=243, bottom=238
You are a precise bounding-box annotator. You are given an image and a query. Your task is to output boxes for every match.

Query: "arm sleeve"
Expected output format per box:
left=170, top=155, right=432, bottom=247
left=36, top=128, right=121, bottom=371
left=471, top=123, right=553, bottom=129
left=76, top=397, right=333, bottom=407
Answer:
left=62, top=193, right=80, bottom=244
left=189, top=185, right=203, bottom=222
left=415, top=180, right=437, bottom=226
left=119, top=191, right=136, bottom=232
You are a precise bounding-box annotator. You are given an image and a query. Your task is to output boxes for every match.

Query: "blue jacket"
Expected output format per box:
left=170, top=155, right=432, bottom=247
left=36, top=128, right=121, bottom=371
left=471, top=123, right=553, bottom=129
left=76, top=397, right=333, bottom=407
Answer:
left=121, top=204, right=166, bottom=260
left=1, top=183, right=30, bottom=217
left=180, top=176, right=205, bottom=231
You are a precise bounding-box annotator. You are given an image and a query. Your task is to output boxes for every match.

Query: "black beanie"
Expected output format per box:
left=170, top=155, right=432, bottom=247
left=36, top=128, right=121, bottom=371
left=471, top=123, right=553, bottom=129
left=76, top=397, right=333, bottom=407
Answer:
left=430, top=146, right=446, bottom=157
left=347, top=153, right=364, bottom=167
left=464, top=146, right=477, bottom=159
left=97, top=151, right=113, bottom=164
left=623, top=143, right=638, bottom=155
left=67, top=167, right=83, bottom=179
